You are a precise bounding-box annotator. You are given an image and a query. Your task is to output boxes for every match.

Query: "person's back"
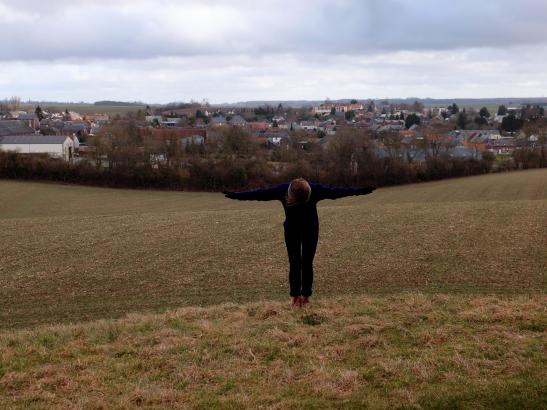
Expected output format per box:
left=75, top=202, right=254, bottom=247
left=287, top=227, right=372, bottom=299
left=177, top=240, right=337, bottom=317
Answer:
left=224, top=178, right=375, bottom=307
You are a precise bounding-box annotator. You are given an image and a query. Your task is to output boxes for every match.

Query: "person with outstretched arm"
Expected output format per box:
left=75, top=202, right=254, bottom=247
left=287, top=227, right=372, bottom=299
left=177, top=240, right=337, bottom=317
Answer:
left=224, top=178, right=375, bottom=307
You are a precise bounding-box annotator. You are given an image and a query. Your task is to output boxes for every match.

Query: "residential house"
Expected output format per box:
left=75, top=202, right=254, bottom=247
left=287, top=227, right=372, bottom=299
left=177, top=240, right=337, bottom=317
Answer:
left=465, top=130, right=502, bottom=149
left=248, top=122, right=271, bottom=132
left=299, top=121, right=319, bottom=131
left=276, top=119, right=290, bottom=129
left=486, top=137, right=515, bottom=155
left=0, top=120, right=36, bottom=137
left=40, top=119, right=65, bottom=135
left=228, top=115, right=247, bottom=127
left=313, top=104, right=334, bottom=115
left=493, top=114, right=507, bottom=123
left=17, top=113, right=40, bottom=130
left=261, top=130, right=290, bottom=146
left=321, top=123, right=337, bottom=135
left=145, top=115, right=163, bottom=124
left=210, top=115, right=227, bottom=126
left=63, top=121, right=89, bottom=138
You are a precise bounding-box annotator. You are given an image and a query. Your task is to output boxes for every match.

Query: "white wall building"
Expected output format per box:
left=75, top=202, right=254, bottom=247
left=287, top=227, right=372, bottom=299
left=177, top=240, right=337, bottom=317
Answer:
left=0, top=135, right=75, bottom=161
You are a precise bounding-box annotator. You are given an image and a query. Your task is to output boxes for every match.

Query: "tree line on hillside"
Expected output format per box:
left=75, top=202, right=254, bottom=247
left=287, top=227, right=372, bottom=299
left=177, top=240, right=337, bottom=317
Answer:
left=4, top=122, right=539, bottom=191
left=438, top=104, right=545, bottom=132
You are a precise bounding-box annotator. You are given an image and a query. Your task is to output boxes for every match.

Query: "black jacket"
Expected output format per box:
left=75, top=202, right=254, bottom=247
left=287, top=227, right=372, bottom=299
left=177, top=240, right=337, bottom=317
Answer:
left=224, top=183, right=375, bottom=230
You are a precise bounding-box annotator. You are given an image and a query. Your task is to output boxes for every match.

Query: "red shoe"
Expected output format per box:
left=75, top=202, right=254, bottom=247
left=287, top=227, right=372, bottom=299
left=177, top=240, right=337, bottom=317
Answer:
left=291, top=296, right=302, bottom=307
left=301, top=296, right=310, bottom=306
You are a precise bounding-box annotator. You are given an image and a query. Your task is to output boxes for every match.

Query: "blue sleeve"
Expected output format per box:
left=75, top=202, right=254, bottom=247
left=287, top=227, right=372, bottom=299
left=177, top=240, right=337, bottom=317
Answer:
left=312, top=183, right=375, bottom=200
left=224, top=184, right=288, bottom=201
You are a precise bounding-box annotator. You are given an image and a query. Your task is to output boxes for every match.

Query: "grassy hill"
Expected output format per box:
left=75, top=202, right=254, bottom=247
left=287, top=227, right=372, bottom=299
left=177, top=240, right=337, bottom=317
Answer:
left=0, top=170, right=546, bottom=408
left=0, top=169, right=546, bottom=329
left=1, top=294, right=545, bottom=409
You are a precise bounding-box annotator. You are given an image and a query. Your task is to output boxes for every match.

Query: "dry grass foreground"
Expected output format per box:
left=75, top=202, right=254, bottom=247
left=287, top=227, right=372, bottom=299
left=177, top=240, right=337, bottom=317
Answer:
left=0, top=293, right=545, bottom=409
left=1, top=169, right=547, bottom=329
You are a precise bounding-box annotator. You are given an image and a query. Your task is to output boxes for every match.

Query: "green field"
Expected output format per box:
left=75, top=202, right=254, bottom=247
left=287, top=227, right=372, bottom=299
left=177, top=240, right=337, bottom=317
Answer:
left=0, top=170, right=546, bottom=408
left=20, top=103, right=147, bottom=116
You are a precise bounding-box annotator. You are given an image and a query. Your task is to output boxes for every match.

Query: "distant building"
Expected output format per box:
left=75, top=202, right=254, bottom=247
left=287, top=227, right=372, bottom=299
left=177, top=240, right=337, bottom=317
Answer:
left=493, top=114, right=507, bottom=123
left=248, top=122, right=271, bottom=132
left=228, top=115, right=247, bottom=126
left=262, top=131, right=289, bottom=146
left=66, top=111, right=83, bottom=121
left=7, top=111, right=27, bottom=119
left=180, top=135, right=205, bottom=146
left=210, top=116, right=227, bottom=126
left=0, top=135, right=75, bottom=161
left=299, top=121, right=319, bottom=131
left=486, top=137, right=515, bottom=155
left=145, top=115, right=162, bottom=124
left=16, top=113, right=40, bottom=130
left=0, top=120, right=36, bottom=137
left=160, top=118, right=182, bottom=127
left=313, top=103, right=364, bottom=114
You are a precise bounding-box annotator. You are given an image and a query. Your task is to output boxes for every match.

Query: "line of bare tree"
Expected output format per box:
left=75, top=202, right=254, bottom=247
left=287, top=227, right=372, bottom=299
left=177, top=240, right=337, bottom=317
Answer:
left=1, top=119, right=545, bottom=190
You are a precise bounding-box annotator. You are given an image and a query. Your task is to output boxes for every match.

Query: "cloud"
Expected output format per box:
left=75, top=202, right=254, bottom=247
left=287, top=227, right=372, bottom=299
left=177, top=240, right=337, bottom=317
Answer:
left=2, top=46, right=546, bottom=102
left=1, top=0, right=546, bottom=101
left=0, top=0, right=546, bottom=61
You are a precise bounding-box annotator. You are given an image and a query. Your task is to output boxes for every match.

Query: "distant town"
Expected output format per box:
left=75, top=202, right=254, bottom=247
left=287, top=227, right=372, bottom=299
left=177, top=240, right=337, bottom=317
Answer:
left=0, top=96, right=545, bottom=190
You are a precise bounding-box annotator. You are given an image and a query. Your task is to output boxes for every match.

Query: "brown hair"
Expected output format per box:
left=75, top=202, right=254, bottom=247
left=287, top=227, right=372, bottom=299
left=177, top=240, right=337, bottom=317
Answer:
left=287, top=178, right=311, bottom=206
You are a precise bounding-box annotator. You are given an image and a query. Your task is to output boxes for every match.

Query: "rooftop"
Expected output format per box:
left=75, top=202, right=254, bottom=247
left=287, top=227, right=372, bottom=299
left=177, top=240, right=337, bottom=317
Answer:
left=0, top=120, right=36, bottom=137
left=0, top=135, right=70, bottom=144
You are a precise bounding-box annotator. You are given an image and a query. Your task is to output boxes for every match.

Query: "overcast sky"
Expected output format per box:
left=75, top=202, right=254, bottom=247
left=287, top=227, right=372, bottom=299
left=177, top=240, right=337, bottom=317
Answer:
left=1, top=0, right=547, bottom=103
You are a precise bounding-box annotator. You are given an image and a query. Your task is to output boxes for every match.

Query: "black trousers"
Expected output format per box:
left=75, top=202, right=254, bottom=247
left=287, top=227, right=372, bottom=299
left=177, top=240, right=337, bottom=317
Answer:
left=284, top=224, right=319, bottom=297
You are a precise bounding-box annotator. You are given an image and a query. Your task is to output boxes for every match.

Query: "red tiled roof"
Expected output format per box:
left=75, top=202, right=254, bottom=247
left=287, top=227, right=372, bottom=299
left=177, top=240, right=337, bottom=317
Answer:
left=248, top=122, right=271, bottom=131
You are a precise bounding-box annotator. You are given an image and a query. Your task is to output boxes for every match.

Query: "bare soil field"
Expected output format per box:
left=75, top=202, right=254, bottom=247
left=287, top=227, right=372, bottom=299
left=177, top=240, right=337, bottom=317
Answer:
left=0, top=170, right=546, bottom=329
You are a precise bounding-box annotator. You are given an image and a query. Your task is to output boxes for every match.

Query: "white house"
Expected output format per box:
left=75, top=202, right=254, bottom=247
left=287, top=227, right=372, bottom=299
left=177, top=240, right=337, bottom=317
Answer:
left=493, top=114, right=507, bottom=123
left=72, top=135, right=80, bottom=152
left=145, top=115, right=162, bottom=123
left=0, top=135, right=75, bottom=161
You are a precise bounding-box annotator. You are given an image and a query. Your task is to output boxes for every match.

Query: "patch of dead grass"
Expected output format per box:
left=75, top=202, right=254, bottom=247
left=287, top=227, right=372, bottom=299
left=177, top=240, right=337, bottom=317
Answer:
left=1, top=293, right=545, bottom=409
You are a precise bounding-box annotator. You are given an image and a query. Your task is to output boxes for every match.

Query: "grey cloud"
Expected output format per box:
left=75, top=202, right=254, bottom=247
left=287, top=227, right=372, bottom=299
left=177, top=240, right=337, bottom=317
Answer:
left=2, top=46, right=546, bottom=102
left=0, top=0, right=546, bottom=61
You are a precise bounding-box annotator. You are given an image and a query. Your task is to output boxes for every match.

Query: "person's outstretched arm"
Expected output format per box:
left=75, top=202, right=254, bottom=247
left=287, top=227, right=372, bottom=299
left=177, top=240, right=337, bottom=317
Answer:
left=223, top=183, right=288, bottom=201
left=313, top=183, right=376, bottom=201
